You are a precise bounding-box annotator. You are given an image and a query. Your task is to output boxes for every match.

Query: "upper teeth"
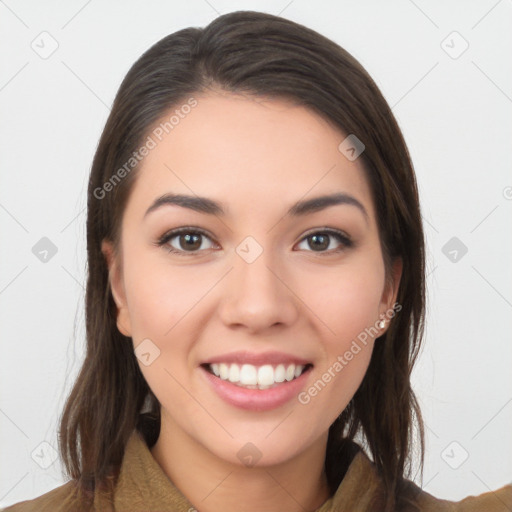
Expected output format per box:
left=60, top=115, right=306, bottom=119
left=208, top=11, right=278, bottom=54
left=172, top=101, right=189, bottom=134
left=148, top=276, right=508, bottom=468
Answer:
left=209, top=363, right=306, bottom=389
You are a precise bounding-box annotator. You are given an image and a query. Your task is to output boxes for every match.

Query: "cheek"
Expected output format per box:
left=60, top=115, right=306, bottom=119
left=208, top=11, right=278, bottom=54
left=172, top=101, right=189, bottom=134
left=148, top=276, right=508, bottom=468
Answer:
left=121, top=249, right=222, bottom=402
left=295, top=257, right=383, bottom=415
left=300, top=340, right=373, bottom=428
left=299, top=257, right=385, bottom=344
left=121, top=251, right=212, bottom=417
left=122, top=247, right=216, bottom=340
left=299, top=270, right=379, bottom=422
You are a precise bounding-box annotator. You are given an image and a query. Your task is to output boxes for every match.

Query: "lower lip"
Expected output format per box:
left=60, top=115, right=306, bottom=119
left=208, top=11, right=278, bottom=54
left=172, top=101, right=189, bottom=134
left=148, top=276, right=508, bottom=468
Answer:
left=200, top=365, right=312, bottom=411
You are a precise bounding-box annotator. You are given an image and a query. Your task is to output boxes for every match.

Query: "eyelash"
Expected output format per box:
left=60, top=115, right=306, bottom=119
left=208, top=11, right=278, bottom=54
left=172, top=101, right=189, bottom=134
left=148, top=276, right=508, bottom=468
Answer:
left=154, top=226, right=354, bottom=257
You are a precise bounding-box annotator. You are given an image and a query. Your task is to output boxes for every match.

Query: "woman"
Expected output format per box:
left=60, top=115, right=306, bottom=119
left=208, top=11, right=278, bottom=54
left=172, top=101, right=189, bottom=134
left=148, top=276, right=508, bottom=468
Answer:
left=4, top=10, right=511, bottom=512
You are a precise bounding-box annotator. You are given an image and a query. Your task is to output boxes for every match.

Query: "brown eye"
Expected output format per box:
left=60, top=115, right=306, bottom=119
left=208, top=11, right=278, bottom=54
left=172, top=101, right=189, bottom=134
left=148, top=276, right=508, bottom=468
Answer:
left=307, top=233, right=330, bottom=251
left=176, top=233, right=203, bottom=251
left=296, top=230, right=353, bottom=253
left=157, top=229, right=216, bottom=255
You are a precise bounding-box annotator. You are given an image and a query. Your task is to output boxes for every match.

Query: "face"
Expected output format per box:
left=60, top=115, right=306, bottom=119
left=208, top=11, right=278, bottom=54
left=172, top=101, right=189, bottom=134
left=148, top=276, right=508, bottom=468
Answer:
left=102, top=91, right=401, bottom=467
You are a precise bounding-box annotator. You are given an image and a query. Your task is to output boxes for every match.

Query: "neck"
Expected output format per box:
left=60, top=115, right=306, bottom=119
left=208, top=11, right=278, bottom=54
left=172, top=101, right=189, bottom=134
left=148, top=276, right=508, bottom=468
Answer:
left=151, top=416, right=332, bottom=512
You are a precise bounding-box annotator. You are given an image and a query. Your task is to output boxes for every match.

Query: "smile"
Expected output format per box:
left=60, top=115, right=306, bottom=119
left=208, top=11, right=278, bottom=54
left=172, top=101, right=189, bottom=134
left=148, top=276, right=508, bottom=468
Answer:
left=199, top=357, right=314, bottom=411
left=203, top=362, right=312, bottom=390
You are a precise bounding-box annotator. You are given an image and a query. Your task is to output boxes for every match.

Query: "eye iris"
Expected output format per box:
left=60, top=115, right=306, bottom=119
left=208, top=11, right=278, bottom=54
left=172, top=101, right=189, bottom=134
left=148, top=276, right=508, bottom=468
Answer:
left=180, top=233, right=201, bottom=251
left=308, top=233, right=329, bottom=251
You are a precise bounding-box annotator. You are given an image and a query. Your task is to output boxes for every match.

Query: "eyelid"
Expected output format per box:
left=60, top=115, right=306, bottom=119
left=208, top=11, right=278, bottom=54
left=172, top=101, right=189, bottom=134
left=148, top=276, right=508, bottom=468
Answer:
left=299, top=227, right=351, bottom=241
left=157, top=226, right=213, bottom=243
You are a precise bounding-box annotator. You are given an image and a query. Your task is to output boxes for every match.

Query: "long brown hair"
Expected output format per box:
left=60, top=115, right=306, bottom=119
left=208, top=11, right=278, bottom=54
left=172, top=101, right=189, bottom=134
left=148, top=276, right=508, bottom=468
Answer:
left=59, top=10, right=425, bottom=511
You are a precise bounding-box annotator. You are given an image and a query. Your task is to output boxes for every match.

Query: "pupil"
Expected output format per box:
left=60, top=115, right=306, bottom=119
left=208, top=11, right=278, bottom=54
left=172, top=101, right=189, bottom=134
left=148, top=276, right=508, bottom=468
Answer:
left=181, top=233, right=201, bottom=250
left=309, top=234, right=328, bottom=251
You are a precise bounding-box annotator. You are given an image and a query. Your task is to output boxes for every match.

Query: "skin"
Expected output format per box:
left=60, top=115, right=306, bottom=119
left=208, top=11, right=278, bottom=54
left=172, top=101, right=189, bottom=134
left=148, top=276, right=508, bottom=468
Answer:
left=102, top=90, right=402, bottom=512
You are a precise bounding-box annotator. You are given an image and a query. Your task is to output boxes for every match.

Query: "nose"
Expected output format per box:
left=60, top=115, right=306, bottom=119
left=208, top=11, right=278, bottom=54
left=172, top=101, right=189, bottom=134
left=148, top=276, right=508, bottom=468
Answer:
left=217, top=249, right=300, bottom=333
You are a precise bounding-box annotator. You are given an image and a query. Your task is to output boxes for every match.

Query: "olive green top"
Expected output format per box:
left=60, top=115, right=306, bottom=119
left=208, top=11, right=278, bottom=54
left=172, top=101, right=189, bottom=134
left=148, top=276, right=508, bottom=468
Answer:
left=3, top=431, right=511, bottom=511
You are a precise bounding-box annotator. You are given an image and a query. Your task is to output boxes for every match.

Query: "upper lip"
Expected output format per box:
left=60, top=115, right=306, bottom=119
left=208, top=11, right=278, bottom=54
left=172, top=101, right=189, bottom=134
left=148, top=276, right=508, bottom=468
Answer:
left=202, top=351, right=312, bottom=367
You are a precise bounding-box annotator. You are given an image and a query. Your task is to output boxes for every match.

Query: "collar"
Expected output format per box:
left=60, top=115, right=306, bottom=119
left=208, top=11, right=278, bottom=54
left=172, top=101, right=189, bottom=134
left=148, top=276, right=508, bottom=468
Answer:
left=101, top=430, right=387, bottom=512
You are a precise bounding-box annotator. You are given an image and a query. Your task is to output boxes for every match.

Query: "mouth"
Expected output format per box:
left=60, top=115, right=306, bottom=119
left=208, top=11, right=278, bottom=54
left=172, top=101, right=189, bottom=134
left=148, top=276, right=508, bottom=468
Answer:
left=200, top=362, right=314, bottom=390
left=198, top=351, right=315, bottom=411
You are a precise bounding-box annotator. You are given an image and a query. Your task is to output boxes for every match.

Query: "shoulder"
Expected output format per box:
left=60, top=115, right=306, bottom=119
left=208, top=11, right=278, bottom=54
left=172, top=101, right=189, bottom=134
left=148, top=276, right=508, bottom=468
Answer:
left=398, top=476, right=512, bottom=511
left=338, top=447, right=512, bottom=512
left=0, top=480, right=111, bottom=512
left=1, top=481, right=79, bottom=512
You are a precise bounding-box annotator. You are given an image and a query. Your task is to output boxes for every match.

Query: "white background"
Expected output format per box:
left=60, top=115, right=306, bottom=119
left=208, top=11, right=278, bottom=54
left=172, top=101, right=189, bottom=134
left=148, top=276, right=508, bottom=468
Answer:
left=1, top=0, right=511, bottom=507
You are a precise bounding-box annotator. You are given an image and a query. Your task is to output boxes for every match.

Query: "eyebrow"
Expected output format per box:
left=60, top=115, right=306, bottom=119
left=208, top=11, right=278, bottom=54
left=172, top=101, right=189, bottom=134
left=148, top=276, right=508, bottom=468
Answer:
left=144, top=192, right=369, bottom=222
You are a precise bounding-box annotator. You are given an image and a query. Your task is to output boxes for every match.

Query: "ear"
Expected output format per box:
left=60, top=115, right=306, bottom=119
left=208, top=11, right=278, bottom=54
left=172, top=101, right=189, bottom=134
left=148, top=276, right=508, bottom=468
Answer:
left=378, top=257, right=403, bottom=334
left=101, top=239, right=132, bottom=337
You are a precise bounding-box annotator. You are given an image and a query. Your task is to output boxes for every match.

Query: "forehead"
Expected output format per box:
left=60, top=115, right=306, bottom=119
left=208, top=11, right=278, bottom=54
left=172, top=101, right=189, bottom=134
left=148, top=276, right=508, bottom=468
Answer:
left=127, top=91, right=375, bottom=221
